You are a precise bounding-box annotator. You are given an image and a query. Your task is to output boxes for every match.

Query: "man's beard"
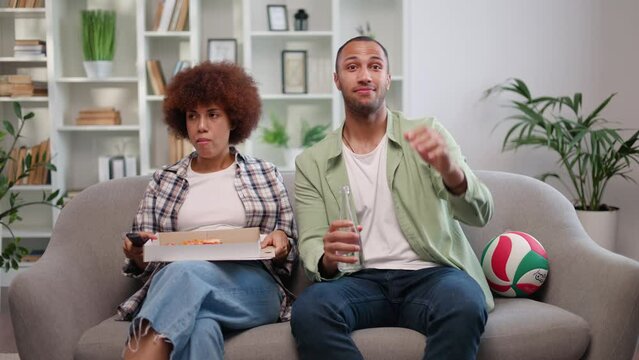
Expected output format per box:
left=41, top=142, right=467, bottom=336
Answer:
left=343, top=92, right=385, bottom=118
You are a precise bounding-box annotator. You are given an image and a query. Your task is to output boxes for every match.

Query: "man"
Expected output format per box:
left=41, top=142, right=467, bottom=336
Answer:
left=291, top=36, right=494, bottom=360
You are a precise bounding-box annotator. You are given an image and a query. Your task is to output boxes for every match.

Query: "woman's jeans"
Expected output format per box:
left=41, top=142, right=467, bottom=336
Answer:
left=129, top=260, right=281, bottom=360
left=291, top=266, right=487, bottom=360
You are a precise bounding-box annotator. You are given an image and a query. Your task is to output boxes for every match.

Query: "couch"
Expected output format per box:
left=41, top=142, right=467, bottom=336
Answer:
left=9, top=170, right=639, bottom=360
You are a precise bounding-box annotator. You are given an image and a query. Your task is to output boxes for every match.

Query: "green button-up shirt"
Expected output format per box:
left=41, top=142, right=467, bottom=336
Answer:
left=294, top=109, right=495, bottom=311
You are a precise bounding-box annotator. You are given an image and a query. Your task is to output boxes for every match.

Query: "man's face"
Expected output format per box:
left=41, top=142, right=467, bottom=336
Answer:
left=334, top=41, right=391, bottom=116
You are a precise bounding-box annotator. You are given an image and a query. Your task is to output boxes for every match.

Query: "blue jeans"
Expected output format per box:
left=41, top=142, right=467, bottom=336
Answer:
left=291, top=267, right=487, bottom=360
left=129, top=261, right=281, bottom=360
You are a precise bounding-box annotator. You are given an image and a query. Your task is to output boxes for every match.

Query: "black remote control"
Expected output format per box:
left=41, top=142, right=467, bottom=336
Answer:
left=126, top=232, right=147, bottom=247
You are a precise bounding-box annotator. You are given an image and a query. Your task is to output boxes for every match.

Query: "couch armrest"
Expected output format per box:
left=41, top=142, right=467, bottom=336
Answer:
left=467, top=171, right=639, bottom=360
left=9, top=176, right=150, bottom=360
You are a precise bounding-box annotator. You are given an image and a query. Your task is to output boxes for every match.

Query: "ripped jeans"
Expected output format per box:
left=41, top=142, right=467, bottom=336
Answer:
left=127, top=261, right=281, bottom=360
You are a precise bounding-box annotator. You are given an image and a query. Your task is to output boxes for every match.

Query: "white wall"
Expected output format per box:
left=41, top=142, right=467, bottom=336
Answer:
left=407, top=0, right=639, bottom=261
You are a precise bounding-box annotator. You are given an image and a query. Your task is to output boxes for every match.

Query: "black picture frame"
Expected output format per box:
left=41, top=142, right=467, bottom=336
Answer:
left=267, top=5, right=288, bottom=31
left=281, top=50, right=307, bottom=94
left=207, top=38, right=237, bottom=64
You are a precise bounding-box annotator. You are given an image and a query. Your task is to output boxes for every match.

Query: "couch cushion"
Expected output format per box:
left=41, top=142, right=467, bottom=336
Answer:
left=76, top=298, right=589, bottom=360
left=478, top=298, right=590, bottom=360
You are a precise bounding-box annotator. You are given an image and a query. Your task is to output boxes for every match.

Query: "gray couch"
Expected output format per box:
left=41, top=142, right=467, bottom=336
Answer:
left=9, top=171, right=639, bottom=360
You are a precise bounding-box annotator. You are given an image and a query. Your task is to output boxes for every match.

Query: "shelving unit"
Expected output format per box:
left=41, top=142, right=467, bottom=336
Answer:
left=1, top=0, right=408, bottom=286
left=239, top=0, right=407, bottom=170
left=0, top=3, right=52, bottom=287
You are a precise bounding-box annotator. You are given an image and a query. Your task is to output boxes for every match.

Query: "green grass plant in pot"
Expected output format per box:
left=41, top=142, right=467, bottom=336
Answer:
left=81, top=9, right=116, bottom=78
left=484, top=78, right=639, bottom=250
left=1, top=102, right=63, bottom=271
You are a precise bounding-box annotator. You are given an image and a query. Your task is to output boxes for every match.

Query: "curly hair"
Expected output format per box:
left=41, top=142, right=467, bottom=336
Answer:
left=163, top=61, right=262, bottom=145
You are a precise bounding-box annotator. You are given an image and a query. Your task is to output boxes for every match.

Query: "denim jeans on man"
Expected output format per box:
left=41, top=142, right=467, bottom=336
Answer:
left=291, top=266, right=487, bottom=360
left=128, top=261, right=281, bottom=360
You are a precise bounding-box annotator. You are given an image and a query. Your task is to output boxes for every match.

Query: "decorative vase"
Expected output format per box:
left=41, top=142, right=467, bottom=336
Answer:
left=284, top=147, right=303, bottom=169
left=83, top=61, right=113, bottom=79
left=576, top=208, right=618, bottom=251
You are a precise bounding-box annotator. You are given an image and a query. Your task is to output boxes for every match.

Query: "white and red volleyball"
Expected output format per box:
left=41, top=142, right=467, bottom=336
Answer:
left=480, top=231, right=549, bottom=297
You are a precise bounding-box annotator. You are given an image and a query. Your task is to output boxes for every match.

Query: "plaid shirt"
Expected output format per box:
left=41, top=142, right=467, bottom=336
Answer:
left=117, top=148, right=298, bottom=321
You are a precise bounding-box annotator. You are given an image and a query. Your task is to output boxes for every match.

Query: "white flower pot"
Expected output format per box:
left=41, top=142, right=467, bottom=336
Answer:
left=576, top=208, right=618, bottom=251
left=83, top=61, right=113, bottom=79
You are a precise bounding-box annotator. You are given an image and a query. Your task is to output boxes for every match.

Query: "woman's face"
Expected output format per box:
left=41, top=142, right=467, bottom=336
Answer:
left=185, top=103, right=232, bottom=160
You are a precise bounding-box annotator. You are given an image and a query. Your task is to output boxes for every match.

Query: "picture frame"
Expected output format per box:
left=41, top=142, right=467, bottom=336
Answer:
left=267, top=5, right=288, bottom=31
left=207, top=38, right=237, bottom=64
left=281, top=50, right=307, bottom=94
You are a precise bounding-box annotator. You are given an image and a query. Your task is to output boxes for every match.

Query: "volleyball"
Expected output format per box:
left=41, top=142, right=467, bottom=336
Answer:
left=480, top=231, right=549, bottom=297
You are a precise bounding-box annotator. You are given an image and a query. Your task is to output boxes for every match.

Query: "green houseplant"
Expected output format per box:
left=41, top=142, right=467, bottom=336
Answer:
left=484, top=78, right=639, bottom=249
left=484, top=78, right=639, bottom=210
left=261, top=114, right=330, bottom=167
left=1, top=102, right=63, bottom=271
left=81, top=9, right=116, bottom=78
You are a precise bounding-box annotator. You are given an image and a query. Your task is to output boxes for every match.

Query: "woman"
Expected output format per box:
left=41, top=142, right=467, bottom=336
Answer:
left=117, top=61, right=297, bottom=360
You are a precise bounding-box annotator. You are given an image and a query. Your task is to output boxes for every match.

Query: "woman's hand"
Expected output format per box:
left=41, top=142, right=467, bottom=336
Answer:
left=261, top=230, right=290, bottom=263
left=122, top=232, right=156, bottom=270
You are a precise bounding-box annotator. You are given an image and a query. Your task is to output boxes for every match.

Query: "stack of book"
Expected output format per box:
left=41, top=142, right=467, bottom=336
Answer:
left=152, top=0, right=189, bottom=32
left=0, top=75, right=48, bottom=97
left=6, top=138, right=51, bottom=185
left=14, top=39, right=46, bottom=58
left=168, top=132, right=194, bottom=164
left=7, top=0, right=44, bottom=8
left=146, top=60, right=167, bottom=95
left=76, top=107, right=122, bottom=126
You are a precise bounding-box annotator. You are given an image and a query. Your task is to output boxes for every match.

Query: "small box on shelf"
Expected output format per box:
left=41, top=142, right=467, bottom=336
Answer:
left=98, top=155, right=138, bottom=182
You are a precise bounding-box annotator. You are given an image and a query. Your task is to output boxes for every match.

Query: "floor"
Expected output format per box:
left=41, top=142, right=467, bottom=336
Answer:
left=0, top=288, right=18, bottom=354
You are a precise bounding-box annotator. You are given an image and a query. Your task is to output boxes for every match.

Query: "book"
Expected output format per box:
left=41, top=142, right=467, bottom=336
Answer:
left=14, top=39, right=46, bottom=46
left=158, top=0, right=177, bottom=32
left=169, top=0, right=183, bottom=31
left=76, top=117, right=122, bottom=126
left=16, top=146, right=27, bottom=184
left=77, top=111, right=120, bottom=119
left=6, top=147, right=19, bottom=183
left=146, top=60, right=166, bottom=95
left=79, top=106, right=116, bottom=113
left=27, top=143, right=41, bottom=184
left=175, top=0, right=189, bottom=31
left=37, top=138, right=50, bottom=185
left=8, top=75, right=32, bottom=84
left=151, top=0, right=164, bottom=30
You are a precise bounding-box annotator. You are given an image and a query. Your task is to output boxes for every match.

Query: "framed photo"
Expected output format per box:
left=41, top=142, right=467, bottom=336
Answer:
left=207, top=39, right=237, bottom=64
left=281, top=50, right=307, bottom=94
left=267, top=5, right=288, bottom=31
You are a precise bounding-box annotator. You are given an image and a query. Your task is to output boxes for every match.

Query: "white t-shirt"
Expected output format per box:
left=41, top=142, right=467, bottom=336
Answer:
left=177, top=161, right=246, bottom=231
left=343, top=136, right=438, bottom=270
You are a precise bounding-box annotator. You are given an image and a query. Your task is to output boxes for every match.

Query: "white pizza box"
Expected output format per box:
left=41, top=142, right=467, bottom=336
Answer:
left=143, top=227, right=275, bottom=262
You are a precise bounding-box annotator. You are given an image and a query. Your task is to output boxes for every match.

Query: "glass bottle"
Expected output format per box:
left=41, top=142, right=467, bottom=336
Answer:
left=337, top=185, right=363, bottom=272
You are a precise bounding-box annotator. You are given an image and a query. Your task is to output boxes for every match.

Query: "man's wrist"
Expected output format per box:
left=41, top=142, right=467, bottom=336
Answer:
left=444, top=168, right=467, bottom=195
left=318, top=255, right=338, bottom=279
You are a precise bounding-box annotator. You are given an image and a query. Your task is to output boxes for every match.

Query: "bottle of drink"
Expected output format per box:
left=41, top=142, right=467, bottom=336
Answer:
left=337, top=185, right=363, bottom=273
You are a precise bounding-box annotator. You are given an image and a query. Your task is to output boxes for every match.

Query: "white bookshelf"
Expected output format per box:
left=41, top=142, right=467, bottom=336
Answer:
left=242, top=0, right=407, bottom=170
left=0, top=0, right=51, bottom=289
left=0, top=0, right=408, bottom=285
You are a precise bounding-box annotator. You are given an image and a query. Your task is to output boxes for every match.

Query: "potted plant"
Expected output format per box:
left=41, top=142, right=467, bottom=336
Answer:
left=1, top=102, right=63, bottom=271
left=261, top=114, right=329, bottom=168
left=81, top=9, right=116, bottom=78
left=484, top=78, right=639, bottom=250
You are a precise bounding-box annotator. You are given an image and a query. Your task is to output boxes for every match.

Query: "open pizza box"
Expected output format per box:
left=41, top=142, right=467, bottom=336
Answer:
left=143, top=227, right=275, bottom=262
